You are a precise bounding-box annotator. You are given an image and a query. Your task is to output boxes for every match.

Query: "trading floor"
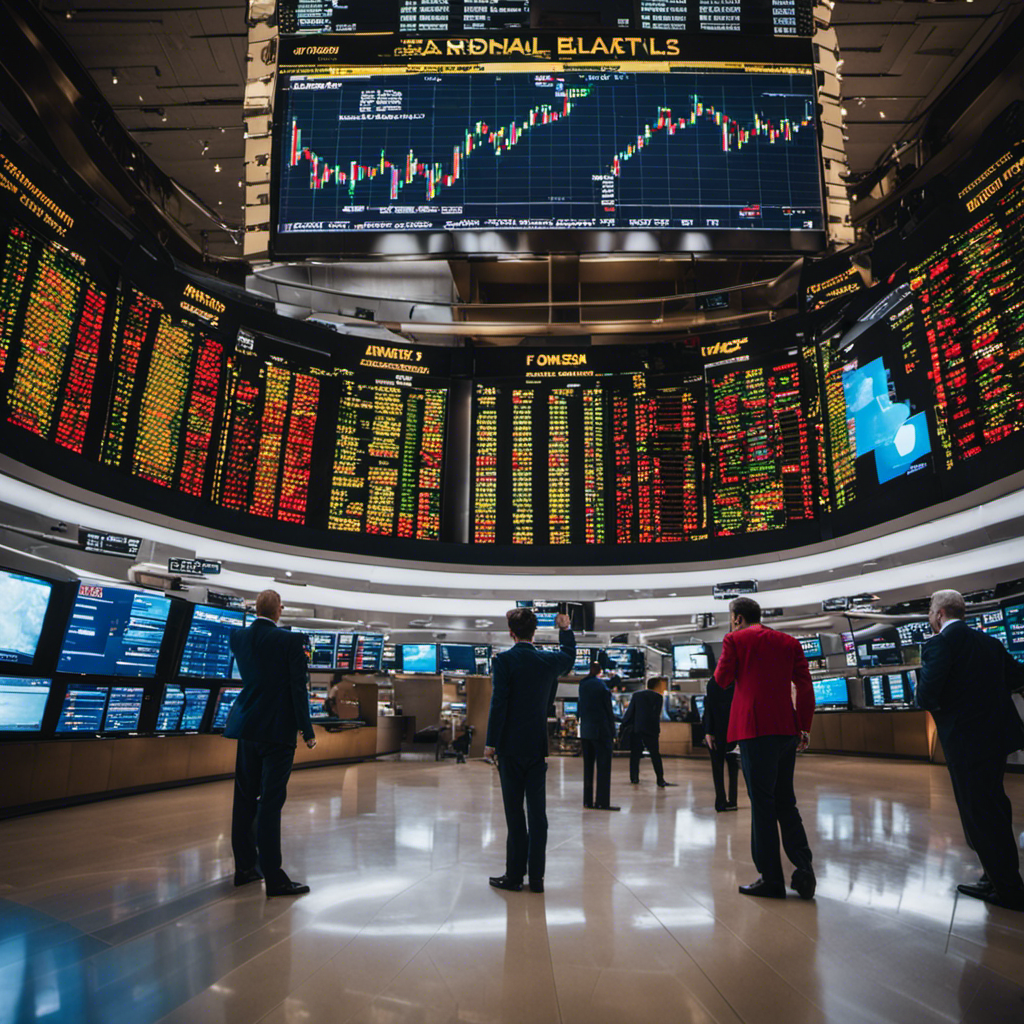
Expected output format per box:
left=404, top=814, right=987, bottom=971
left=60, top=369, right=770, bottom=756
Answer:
left=1, top=755, right=1022, bottom=1024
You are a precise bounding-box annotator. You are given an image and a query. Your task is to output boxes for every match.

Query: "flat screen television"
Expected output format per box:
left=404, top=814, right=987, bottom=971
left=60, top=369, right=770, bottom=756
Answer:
left=308, top=689, right=329, bottom=720
left=400, top=643, right=438, bottom=674
left=55, top=682, right=109, bottom=733
left=102, top=685, right=145, bottom=732
left=335, top=632, right=357, bottom=671
left=306, top=631, right=339, bottom=670
left=1004, top=602, right=1024, bottom=652
left=211, top=686, right=242, bottom=730
left=381, top=643, right=398, bottom=671
left=562, top=700, right=578, bottom=717
left=672, top=643, right=709, bottom=677
left=896, top=620, right=933, bottom=646
left=473, top=645, right=492, bottom=674
left=353, top=633, right=384, bottom=672
left=439, top=643, right=476, bottom=675
left=0, top=568, right=54, bottom=666
left=516, top=600, right=560, bottom=630
left=601, top=646, right=645, bottom=680
left=0, top=676, right=51, bottom=732
left=693, top=694, right=705, bottom=717
left=864, top=675, right=886, bottom=707
left=812, top=676, right=847, bottom=707
left=573, top=646, right=598, bottom=674
left=58, top=584, right=172, bottom=678
left=179, top=604, right=246, bottom=679
left=797, top=635, right=823, bottom=659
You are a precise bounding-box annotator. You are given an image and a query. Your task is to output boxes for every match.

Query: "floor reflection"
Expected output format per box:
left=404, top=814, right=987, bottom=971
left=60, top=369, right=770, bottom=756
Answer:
left=0, top=755, right=1021, bottom=1024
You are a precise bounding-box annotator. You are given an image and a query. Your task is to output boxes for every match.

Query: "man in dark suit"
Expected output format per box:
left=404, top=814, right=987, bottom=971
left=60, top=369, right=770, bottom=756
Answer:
left=621, top=677, right=675, bottom=787
left=485, top=607, right=575, bottom=893
left=714, top=597, right=815, bottom=900
left=703, top=676, right=739, bottom=812
left=916, top=589, right=1024, bottom=911
left=578, top=662, right=619, bottom=811
left=225, top=589, right=316, bottom=898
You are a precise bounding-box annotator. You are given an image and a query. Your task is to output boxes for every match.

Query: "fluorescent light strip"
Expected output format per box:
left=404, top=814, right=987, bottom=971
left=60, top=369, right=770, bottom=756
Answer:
left=2, top=471, right=1023, bottom=598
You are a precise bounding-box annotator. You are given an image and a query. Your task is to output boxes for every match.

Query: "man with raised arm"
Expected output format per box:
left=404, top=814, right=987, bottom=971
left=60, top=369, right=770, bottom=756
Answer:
left=485, top=607, right=575, bottom=894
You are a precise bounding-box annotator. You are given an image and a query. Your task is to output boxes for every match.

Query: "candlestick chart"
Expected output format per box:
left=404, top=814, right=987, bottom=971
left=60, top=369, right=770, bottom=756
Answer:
left=274, top=69, right=823, bottom=235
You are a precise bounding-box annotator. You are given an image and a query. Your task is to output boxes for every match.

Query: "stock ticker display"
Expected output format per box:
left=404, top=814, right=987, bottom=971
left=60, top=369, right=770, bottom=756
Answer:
left=273, top=33, right=823, bottom=245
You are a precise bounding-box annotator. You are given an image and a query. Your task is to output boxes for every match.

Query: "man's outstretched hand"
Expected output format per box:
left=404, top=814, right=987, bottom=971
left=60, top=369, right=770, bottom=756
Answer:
left=555, top=612, right=572, bottom=630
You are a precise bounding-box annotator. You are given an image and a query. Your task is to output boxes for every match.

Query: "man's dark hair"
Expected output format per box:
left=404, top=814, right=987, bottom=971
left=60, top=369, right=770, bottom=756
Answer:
left=730, top=596, right=762, bottom=624
left=647, top=676, right=665, bottom=690
left=588, top=661, right=602, bottom=676
left=507, top=607, right=537, bottom=640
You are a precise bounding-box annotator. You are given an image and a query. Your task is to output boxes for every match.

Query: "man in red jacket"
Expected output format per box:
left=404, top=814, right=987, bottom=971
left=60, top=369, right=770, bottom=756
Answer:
left=714, top=597, right=816, bottom=900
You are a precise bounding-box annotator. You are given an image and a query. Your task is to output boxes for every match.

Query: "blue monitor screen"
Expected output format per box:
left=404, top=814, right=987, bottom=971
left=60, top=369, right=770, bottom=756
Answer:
left=0, top=569, right=53, bottom=666
left=693, top=695, right=705, bottom=717
left=517, top=600, right=559, bottom=630
left=603, top=647, right=645, bottom=680
left=798, top=636, right=823, bottom=659
left=181, top=688, right=210, bottom=730
left=56, top=683, right=109, bottom=732
left=58, top=584, right=172, bottom=677
left=103, top=686, right=144, bottom=732
left=353, top=634, right=384, bottom=672
left=180, top=605, right=245, bottom=679
left=887, top=674, right=906, bottom=704
left=813, top=676, right=848, bottom=707
left=673, top=644, right=709, bottom=677
left=401, top=644, right=438, bottom=674
left=0, top=676, right=51, bottom=731
left=866, top=675, right=885, bottom=706
left=474, top=645, right=492, bottom=674
left=574, top=647, right=597, bottom=673
left=212, top=687, right=242, bottom=729
left=309, top=690, right=329, bottom=719
left=440, top=644, right=476, bottom=674
left=156, top=684, right=186, bottom=731
left=563, top=701, right=578, bottom=716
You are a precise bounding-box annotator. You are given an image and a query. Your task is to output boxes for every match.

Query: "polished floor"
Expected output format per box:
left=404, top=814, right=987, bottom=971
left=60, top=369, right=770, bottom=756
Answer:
left=2, top=754, right=1023, bottom=1024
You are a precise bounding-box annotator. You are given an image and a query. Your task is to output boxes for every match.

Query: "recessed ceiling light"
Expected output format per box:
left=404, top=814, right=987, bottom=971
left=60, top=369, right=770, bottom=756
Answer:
left=111, top=69, right=118, bottom=84
left=214, top=163, right=222, bottom=172
left=879, top=111, right=886, bottom=118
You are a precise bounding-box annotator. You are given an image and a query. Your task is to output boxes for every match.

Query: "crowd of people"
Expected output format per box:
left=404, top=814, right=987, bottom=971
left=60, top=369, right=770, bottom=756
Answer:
left=219, top=588, right=1024, bottom=913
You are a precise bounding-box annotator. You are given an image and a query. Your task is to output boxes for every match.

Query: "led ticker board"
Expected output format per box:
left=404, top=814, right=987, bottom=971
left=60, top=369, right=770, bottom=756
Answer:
left=279, top=0, right=533, bottom=34
left=353, top=633, right=385, bottom=672
left=637, top=0, right=813, bottom=35
left=272, top=33, right=823, bottom=255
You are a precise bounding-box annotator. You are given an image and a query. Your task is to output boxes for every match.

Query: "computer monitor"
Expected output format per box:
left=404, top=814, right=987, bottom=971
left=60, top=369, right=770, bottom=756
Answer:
left=693, top=694, right=705, bottom=718
left=440, top=643, right=476, bottom=675
left=812, top=676, right=848, bottom=708
left=353, top=634, right=384, bottom=672
left=103, top=686, right=145, bottom=732
left=672, top=643, right=709, bottom=678
left=181, top=687, right=210, bottom=730
left=56, top=683, right=109, bottom=733
left=473, top=645, right=492, bottom=674
left=381, top=643, right=398, bottom=671
left=58, top=583, right=172, bottom=677
left=400, top=644, right=438, bottom=674
left=601, top=647, right=645, bottom=680
left=516, top=599, right=559, bottom=630
left=211, top=686, right=242, bottom=730
left=0, top=568, right=53, bottom=666
left=306, top=631, right=338, bottom=670
left=0, top=676, right=51, bottom=731
left=573, top=646, right=597, bottom=674
left=969, top=609, right=1009, bottom=647
left=797, top=635, right=823, bottom=659
left=156, top=684, right=185, bottom=731
left=886, top=673, right=907, bottom=704
left=562, top=700, right=578, bottom=717
left=179, top=604, right=245, bottom=679
left=1005, top=602, right=1024, bottom=652
left=308, top=689, right=329, bottom=720
left=335, top=632, right=357, bottom=671
left=903, top=669, right=918, bottom=697
left=896, top=620, right=933, bottom=646
left=864, top=675, right=886, bottom=707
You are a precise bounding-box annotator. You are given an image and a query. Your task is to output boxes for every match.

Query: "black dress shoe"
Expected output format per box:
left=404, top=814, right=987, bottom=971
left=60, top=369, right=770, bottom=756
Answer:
left=791, top=868, right=816, bottom=900
left=489, top=875, right=523, bottom=892
left=739, top=878, right=786, bottom=899
left=529, top=879, right=544, bottom=893
left=629, top=779, right=640, bottom=785
left=725, top=803, right=739, bottom=811
left=583, top=802, right=594, bottom=809
left=266, top=880, right=310, bottom=898
left=656, top=781, right=677, bottom=788
left=958, top=881, right=994, bottom=900
left=982, top=889, right=1024, bottom=912
left=594, top=805, right=621, bottom=811
left=234, top=868, right=263, bottom=887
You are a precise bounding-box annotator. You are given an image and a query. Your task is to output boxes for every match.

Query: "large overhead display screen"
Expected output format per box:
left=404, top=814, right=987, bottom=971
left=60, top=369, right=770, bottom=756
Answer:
left=272, top=30, right=822, bottom=255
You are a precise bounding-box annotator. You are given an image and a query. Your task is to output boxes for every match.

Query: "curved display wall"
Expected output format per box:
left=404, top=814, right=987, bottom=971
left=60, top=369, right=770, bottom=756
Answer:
left=0, top=115, right=1023, bottom=566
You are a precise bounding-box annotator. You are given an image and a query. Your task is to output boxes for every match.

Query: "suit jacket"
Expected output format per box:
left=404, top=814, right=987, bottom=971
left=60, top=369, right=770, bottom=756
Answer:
left=916, top=618, right=1024, bottom=765
left=578, top=674, right=616, bottom=742
left=621, top=688, right=663, bottom=738
left=486, top=629, right=575, bottom=760
left=703, top=678, right=736, bottom=750
left=714, top=623, right=813, bottom=742
left=225, top=619, right=314, bottom=747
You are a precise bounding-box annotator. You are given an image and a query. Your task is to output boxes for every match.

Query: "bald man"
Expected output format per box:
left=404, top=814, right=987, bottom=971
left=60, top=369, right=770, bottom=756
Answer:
left=917, top=588, right=1024, bottom=911
left=225, top=589, right=316, bottom=897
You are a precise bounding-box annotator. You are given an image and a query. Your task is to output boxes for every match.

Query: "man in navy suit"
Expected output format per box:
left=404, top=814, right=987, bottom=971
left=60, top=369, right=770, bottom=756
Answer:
left=225, top=589, right=316, bottom=898
left=917, top=589, right=1024, bottom=911
left=578, top=662, right=619, bottom=811
left=485, top=607, right=575, bottom=893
